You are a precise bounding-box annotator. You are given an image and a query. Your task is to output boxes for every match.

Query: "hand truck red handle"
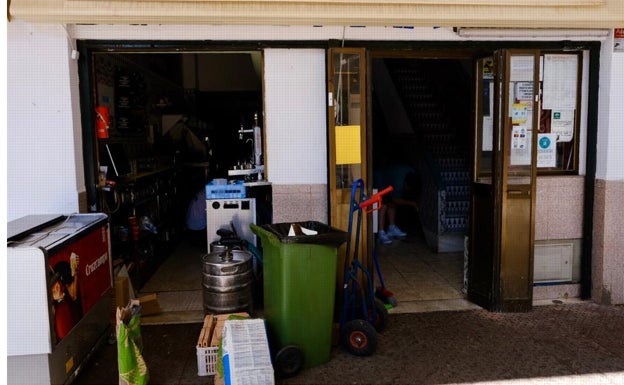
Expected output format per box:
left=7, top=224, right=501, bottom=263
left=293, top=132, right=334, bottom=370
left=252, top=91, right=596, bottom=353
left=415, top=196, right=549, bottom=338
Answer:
left=358, top=186, right=394, bottom=213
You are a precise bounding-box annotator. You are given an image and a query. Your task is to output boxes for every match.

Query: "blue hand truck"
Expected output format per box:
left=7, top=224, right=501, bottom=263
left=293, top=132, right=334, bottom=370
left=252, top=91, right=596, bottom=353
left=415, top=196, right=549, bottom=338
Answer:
left=340, top=179, right=393, bottom=356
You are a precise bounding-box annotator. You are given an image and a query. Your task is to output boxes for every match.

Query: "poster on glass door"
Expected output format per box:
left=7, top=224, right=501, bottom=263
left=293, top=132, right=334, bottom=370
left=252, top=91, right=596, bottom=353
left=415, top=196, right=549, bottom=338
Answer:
left=537, top=133, right=557, bottom=168
left=511, top=126, right=531, bottom=166
left=550, top=110, right=575, bottom=142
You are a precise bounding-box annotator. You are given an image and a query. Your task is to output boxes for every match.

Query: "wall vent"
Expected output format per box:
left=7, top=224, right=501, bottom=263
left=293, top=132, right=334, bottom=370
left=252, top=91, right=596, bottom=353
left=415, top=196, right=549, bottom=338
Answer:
left=534, top=242, right=574, bottom=283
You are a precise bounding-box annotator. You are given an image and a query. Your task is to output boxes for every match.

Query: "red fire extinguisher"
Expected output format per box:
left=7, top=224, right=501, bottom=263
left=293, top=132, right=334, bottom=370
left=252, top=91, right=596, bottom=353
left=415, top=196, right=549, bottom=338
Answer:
left=95, top=106, right=110, bottom=139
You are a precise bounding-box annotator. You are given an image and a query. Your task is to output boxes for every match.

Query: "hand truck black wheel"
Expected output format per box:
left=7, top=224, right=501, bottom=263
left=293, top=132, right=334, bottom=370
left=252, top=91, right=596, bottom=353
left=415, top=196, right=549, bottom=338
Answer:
left=342, top=319, right=377, bottom=356
left=353, top=297, right=389, bottom=333
left=370, top=298, right=389, bottom=333
left=274, top=345, right=304, bottom=379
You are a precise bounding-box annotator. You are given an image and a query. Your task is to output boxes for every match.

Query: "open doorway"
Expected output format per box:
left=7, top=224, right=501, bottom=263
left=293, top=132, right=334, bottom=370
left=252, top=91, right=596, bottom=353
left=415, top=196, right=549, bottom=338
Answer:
left=370, top=55, right=480, bottom=312
left=82, top=48, right=266, bottom=298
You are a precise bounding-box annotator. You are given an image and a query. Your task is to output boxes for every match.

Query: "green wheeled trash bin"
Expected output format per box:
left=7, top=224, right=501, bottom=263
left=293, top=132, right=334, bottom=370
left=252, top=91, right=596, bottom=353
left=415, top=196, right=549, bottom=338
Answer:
left=250, top=221, right=347, bottom=377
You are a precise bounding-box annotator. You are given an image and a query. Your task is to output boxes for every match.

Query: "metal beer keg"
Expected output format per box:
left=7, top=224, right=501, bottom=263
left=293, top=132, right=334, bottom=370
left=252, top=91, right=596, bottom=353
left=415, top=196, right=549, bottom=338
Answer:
left=201, top=249, right=253, bottom=313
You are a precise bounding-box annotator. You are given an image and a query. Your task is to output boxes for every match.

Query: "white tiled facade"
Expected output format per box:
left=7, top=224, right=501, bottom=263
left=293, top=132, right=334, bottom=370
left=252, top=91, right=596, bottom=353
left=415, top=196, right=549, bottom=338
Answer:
left=6, top=18, right=624, bottom=306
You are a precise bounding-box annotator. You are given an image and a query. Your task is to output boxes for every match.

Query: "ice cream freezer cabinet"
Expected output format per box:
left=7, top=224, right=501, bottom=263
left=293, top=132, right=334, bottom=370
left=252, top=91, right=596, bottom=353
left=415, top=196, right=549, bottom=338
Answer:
left=7, top=213, right=113, bottom=385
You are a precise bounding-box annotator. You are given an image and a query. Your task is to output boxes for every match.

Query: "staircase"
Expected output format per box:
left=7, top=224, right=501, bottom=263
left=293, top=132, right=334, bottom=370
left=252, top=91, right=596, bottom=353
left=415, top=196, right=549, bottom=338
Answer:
left=378, top=59, right=471, bottom=252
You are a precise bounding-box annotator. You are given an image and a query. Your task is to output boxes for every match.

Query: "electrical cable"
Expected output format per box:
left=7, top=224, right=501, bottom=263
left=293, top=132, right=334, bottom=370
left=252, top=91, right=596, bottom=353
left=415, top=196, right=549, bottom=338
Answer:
left=61, top=24, right=80, bottom=60
left=7, top=213, right=76, bottom=246
left=336, top=26, right=346, bottom=125
left=101, top=189, right=121, bottom=215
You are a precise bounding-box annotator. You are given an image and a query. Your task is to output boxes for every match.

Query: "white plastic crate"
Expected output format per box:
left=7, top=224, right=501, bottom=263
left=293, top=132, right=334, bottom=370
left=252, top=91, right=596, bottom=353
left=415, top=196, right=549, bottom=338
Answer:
left=196, top=312, right=250, bottom=377
left=196, top=345, right=219, bottom=376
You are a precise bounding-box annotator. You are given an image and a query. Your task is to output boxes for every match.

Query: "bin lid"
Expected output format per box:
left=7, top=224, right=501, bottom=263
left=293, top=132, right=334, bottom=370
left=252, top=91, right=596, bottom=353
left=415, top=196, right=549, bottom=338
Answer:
left=261, top=221, right=348, bottom=246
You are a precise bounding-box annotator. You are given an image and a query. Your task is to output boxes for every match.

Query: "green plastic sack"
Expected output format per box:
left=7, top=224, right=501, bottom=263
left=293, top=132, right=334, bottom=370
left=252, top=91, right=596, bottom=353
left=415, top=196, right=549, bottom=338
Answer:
left=117, top=302, right=149, bottom=385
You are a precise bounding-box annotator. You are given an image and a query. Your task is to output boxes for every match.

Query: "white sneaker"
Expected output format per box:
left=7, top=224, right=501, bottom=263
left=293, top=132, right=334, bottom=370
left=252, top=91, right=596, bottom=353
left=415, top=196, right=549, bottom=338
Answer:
left=378, top=230, right=393, bottom=245
left=387, top=225, right=407, bottom=238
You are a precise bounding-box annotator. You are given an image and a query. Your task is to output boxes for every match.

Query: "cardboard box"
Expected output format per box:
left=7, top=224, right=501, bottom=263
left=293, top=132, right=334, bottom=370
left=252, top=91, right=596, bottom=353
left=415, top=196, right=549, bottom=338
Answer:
left=114, top=264, right=136, bottom=309
left=212, top=312, right=249, bottom=347
left=222, top=319, right=274, bottom=385
left=138, top=293, right=162, bottom=316
left=196, top=312, right=250, bottom=379
left=114, top=276, right=129, bottom=309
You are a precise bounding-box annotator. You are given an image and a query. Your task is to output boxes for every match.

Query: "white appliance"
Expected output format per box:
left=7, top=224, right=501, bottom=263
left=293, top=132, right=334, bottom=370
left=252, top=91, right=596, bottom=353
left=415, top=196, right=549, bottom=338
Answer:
left=7, top=213, right=112, bottom=385
left=206, top=198, right=257, bottom=248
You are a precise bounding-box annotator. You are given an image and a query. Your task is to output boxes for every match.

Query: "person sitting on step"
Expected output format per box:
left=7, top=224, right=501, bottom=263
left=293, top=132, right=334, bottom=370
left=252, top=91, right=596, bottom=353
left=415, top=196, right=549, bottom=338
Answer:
left=373, top=163, right=420, bottom=245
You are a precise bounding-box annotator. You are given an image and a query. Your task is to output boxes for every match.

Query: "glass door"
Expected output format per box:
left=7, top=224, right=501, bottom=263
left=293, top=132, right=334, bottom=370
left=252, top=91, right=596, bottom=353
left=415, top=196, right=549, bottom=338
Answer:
left=469, top=50, right=539, bottom=312
left=327, top=47, right=370, bottom=285
left=469, top=56, right=498, bottom=309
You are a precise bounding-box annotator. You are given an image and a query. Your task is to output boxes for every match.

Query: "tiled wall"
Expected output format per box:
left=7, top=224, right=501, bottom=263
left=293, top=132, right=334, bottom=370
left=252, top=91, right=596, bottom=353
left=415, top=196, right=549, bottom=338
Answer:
left=271, top=178, right=624, bottom=305
left=271, top=177, right=586, bottom=240
left=592, top=179, right=624, bottom=305
left=533, top=176, right=584, bottom=298
left=271, top=184, right=328, bottom=224
left=535, top=176, right=584, bottom=240
left=272, top=177, right=586, bottom=238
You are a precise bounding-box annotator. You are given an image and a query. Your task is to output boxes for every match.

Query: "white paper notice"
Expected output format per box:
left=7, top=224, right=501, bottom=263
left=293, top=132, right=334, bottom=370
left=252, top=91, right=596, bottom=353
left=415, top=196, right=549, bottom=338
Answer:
left=483, top=118, right=493, bottom=152
left=510, top=56, right=534, bottom=82
left=515, top=82, right=534, bottom=101
left=511, top=126, right=531, bottom=166
left=543, top=54, right=578, bottom=110
left=482, top=81, right=494, bottom=151
left=538, top=133, right=557, bottom=168
left=550, top=110, right=575, bottom=142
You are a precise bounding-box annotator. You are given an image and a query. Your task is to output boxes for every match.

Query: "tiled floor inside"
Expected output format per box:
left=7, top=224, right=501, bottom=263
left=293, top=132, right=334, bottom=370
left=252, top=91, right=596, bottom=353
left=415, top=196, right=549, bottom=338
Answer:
left=138, top=222, right=480, bottom=326
left=374, top=226, right=482, bottom=314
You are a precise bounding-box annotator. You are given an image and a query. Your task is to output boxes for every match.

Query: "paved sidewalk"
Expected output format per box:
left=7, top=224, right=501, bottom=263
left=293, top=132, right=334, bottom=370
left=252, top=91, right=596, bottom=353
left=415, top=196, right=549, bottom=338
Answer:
left=282, top=302, right=624, bottom=385
left=75, top=302, right=624, bottom=385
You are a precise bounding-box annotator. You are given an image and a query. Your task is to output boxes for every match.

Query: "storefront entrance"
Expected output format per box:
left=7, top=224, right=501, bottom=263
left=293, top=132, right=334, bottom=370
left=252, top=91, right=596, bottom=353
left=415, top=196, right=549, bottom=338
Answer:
left=78, top=40, right=594, bottom=313
left=327, top=44, right=590, bottom=312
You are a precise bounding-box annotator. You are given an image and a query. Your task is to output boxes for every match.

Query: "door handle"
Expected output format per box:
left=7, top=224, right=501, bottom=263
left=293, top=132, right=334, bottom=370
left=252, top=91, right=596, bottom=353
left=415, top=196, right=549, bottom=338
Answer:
left=507, top=189, right=530, bottom=198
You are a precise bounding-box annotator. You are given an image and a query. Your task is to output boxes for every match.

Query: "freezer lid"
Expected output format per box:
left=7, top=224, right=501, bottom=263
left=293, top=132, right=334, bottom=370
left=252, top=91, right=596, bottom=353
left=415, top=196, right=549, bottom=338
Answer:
left=7, top=214, right=65, bottom=240
left=7, top=213, right=108, bottom=250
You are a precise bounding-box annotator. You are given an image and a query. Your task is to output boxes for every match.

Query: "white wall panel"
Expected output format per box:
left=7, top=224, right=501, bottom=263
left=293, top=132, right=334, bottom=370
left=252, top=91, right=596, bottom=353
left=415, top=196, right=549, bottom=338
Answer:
left=263, top=49, right=327, bottom=185
left=7, top=21, right=80, bottom=220
left=596, top=33, right=624, bottom=181
left=606, top=51, right=624, bottom=180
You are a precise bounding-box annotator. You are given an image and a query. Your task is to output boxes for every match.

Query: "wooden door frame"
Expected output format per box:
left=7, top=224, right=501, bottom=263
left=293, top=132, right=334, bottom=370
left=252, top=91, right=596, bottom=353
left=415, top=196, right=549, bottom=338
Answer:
left=327, top=47, right=371, bottom=289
